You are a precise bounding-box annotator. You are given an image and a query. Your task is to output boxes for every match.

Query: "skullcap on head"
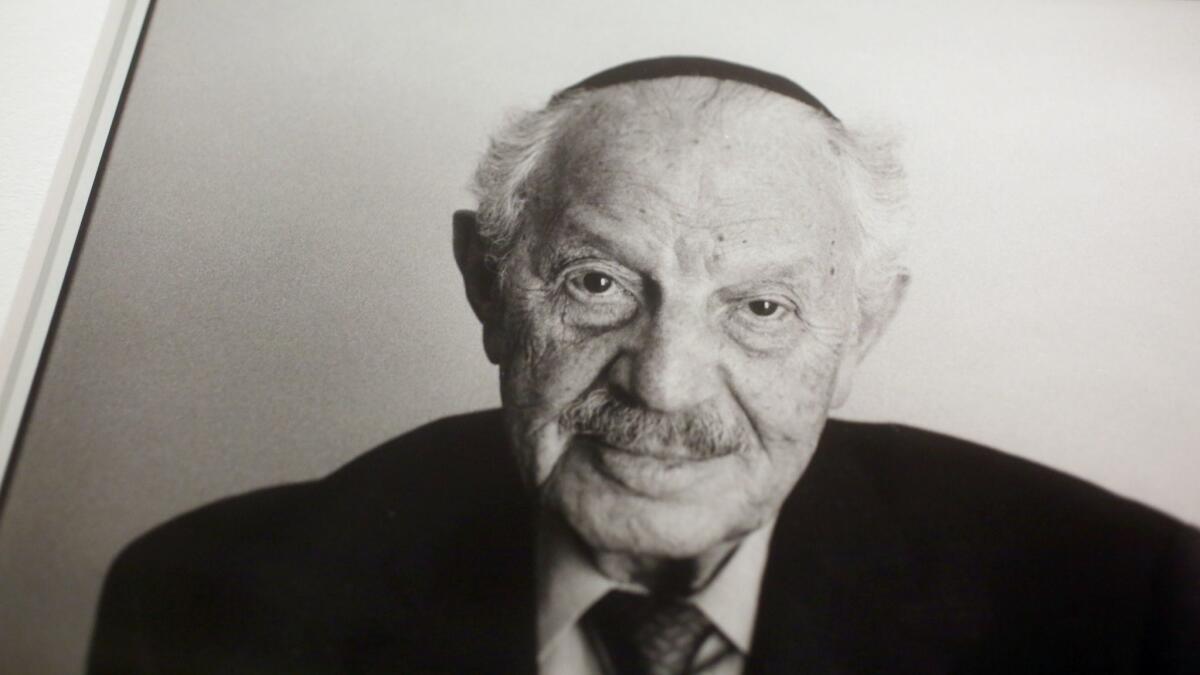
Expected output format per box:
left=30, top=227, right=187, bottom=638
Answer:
left=552, top=55, right=838, bottom=121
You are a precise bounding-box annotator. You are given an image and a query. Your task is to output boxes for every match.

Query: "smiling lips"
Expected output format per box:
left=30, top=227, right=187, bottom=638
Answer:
left=574, top=433, right=739, bottom=497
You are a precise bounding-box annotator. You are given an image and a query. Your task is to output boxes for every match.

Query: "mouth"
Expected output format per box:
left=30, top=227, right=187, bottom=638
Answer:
left=576, top=434, right=733, bottom=463
left=574, top=434, right=733, bottom=497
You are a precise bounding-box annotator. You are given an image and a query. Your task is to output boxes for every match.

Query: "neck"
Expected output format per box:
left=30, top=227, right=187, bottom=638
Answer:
left=591, top=539, right=740, bottom=596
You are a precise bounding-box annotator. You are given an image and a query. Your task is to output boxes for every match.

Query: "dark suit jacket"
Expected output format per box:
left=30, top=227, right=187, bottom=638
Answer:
left=89, top=411, right=1200, bottom=674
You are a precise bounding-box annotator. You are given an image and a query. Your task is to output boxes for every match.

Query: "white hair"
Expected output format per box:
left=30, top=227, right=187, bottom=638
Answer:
left=469, top=79, right=910, bottom=312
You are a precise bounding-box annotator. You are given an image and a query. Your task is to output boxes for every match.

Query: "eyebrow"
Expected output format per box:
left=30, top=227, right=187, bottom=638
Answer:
left=543, top=241, right=612, bottom=274
left=733, top=261, right=818, bottom=282
left=538, top=211, right=652, bottom=272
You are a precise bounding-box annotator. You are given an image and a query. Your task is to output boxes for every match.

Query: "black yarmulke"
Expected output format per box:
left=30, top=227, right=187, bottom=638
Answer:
left=552, top=55, right=838, bottom=121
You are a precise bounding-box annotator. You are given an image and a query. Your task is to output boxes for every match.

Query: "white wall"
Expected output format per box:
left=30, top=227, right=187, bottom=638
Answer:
left=0, top=0, right=110, bottom=331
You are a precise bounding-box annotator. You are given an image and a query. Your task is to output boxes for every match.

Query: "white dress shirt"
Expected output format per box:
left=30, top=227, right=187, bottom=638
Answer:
left=536, top=513, right=775, bottom=675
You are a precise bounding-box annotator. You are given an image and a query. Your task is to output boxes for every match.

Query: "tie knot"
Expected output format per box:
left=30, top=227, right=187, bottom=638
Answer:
left=584, top=590, right=717, bottom=675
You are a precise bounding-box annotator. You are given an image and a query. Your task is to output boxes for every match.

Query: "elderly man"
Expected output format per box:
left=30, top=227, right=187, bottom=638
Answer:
left=90, top=57, right=1198, bottom=674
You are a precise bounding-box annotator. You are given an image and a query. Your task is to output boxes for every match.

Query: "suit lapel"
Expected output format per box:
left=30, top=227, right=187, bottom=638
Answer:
left=421, top=439, right=539, bottom=674
left=426, top=492, right=538, bottom=674
left=747, top=421, right=930, bottom=674
left=347, top=413, right=540, bottom=674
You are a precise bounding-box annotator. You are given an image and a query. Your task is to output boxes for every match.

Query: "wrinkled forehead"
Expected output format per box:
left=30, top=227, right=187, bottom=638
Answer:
left=537, top=80, right=857, bottom=244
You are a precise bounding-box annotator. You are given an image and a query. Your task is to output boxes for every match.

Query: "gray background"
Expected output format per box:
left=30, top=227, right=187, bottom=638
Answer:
left=2, top=1, right=1199, bottom=672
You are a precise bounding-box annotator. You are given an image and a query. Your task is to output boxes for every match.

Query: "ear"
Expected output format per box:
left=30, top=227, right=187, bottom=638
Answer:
left=831, top=270, right=910, bottom=408
left=453, top=210, right=506, bottom=364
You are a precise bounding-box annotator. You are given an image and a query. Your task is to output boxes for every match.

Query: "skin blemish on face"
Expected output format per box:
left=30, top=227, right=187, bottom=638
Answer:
left=830, top=266, right=836, bottom=276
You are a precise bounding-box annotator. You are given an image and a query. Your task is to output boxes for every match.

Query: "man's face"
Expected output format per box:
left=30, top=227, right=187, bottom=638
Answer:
left=484, top=89, right=875, bottom=560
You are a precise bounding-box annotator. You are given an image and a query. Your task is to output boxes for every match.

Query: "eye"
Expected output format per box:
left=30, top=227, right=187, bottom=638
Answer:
left=564, top=267, right=630, bottom=302
left=726, top=293, right=802, bottom=351
left=580, top=271, right=615, bottom=295
left=732, top=296, right=798, bottom=329
left=561, top=267, right=638, bottom=328
left=747, top=299, right=781, bottom=317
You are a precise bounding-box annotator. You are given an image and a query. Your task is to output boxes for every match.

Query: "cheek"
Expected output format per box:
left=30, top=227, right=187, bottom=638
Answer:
left=729, top=337, right=842, bottom=430
left=722, top=347, right=839, bottom=515
left=502, top=304, right=622, bottom=410
left=499, top=300, right=627, bottom=485
left=720, top=336, right=843, bottom=505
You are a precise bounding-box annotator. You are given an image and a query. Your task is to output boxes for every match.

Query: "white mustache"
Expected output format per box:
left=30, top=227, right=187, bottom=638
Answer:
left=558, top=389, right=753, bottom=460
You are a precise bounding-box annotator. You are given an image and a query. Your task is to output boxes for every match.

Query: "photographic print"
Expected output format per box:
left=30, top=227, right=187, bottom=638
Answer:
left=1, top=2, right=1197, bottom=673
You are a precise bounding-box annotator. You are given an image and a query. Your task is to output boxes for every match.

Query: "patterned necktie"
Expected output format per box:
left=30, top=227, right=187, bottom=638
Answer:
left=583, top=589, right=718, bottom=675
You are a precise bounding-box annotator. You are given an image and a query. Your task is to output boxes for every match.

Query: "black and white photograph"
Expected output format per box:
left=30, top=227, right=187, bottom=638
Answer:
left=0, top=1, right=1197, bottom=673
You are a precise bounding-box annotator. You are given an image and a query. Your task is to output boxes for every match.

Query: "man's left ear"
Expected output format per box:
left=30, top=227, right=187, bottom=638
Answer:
left=831, top=270, right=910, bottom=408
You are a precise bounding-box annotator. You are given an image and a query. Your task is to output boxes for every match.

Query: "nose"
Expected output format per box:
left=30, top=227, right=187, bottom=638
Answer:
left=609, top=303, right=721, bottom=413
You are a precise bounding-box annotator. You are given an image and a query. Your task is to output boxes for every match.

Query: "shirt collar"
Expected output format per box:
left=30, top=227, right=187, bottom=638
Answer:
left=536, top=510, right=775, bottom=660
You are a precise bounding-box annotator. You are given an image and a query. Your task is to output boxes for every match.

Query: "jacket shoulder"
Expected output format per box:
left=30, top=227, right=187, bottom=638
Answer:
left=805, top=420, right=1200, bottom=670
left=89, top=409, right=514, bottom=673
left=823, top=419, right=1188, bottom=540
left=104, top=409, right=508, bottom=574
left=825, top=419, right=1198, bottom=667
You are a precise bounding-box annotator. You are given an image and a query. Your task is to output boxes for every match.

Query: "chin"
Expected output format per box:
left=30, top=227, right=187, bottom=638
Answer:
left=583, top=510, right=738, bottom=559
